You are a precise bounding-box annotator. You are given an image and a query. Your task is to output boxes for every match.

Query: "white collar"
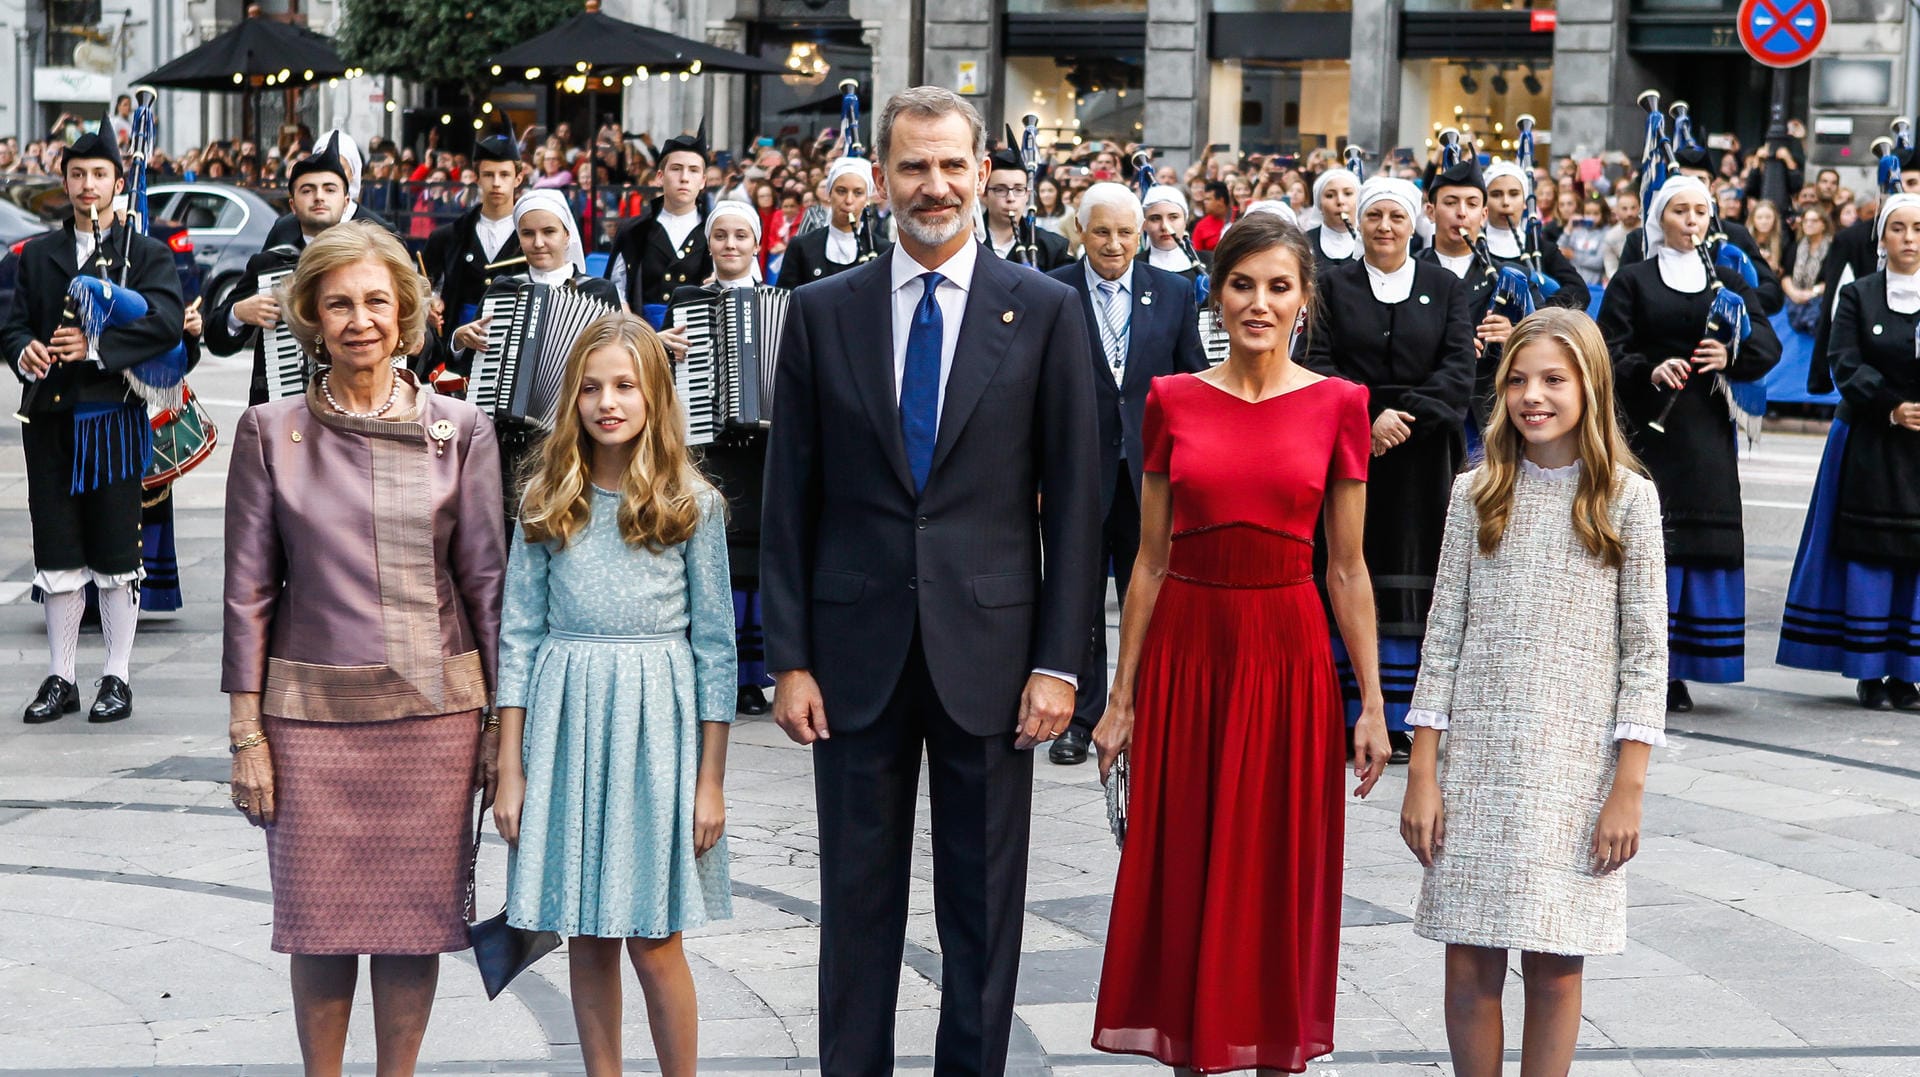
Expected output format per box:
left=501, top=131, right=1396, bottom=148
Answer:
left=1485, top=223, right=1521, bottom=259
left=1363, top=257, right=1416, bottom=303
left=891, top=240, right=978, bottom=296
left=1657, top=245, right=1708, bottom=294
left=529, top=263, right=573, bottom=286
left=1888, top=269, right=1920, bottom=315
left=1147, top=244, right=1193, bottom=272
left=658, top=204, right=698, bottom=224
left=1318, top=225, right=1356, bottom=260
left=828, top=221, right=855, bottom=239
left=1085, top=259, right=1130, bottom=295
left=1521, top=457, right=1581, bottom=483
left=716, top=275, right=755, bottom=290
left=1434, top=247, right=1475, bottom=278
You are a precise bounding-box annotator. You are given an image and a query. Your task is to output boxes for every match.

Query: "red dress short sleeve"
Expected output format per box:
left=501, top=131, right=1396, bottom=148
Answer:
left=1329, top=380, right=1372, bottom=483
left=1142, top=380, right=1171, bottom=474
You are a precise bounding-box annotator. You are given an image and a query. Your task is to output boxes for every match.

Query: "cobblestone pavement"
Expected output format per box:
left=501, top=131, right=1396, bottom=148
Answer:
left=2, top=355, right=1917, bottom=1075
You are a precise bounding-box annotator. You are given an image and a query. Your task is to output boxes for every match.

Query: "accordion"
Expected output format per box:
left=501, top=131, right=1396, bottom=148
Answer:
left=671, top=285, right=790, bottom=446
left=468, top=281, right=619, bottom=428
left=257, top=267, right=308, bottom=400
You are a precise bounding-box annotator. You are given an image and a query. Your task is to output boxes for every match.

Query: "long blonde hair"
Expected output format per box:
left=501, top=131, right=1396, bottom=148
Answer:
left=517, top=314, right=710, bottom=550
left=1473, top=307, right=1643, bottom=568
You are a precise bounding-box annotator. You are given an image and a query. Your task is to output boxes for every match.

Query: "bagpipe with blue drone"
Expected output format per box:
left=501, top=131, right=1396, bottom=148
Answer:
left=1133, top=150, right=1208, bottom=307
left=1511, top=113, right=1561, bottom=302
left=1661, top=96, right=1761, bottom=290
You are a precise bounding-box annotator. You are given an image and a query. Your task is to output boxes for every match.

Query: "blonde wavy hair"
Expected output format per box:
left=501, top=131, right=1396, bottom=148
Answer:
left=1473, top=307, right=1644, bottom=568
left=517, top=313, right=711, bottom=551
left=278, top=220, right=430, bottom=363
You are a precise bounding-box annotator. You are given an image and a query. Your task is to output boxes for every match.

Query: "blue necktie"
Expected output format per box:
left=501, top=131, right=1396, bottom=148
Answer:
left=900, top=271, right=944, bottom=493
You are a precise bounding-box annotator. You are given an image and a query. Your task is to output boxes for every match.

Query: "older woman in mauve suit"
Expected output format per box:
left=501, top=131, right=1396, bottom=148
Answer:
left=222, top=220, right=505, bottom=1076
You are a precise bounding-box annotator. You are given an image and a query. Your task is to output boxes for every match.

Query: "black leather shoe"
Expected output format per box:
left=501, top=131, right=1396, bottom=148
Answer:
left=1667, top=680, right=1694, bottom=713
left=735, top=685, right=770, bottom=717
left=1388, top=730, right=1413, bottom=766
left=23, top=676, right=78, bottom=724
left=1049, top=728, right=1091, bottom=765
left=87, top=676, right=133, bottom=723
left=1886, top=679, right=1920, bottom=711
left=1859, top=678, right=1895, bottom=710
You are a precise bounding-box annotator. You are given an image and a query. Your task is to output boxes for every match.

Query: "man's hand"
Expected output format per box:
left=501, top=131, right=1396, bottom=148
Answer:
left=1891, top=402, right=1920, bottom=431
left=1371, top=409, right=1415, bottom=456
left=233, top=292, right=282, bottom=329
left=772, top=669, right=829, bottom=745
left=452, top=316, right=492, bottom=353
left=1015, top=673, right=1074, bottom=750
left=48, top=327, right=88, bottom=364
left=17, top=340, right=53, bottom=379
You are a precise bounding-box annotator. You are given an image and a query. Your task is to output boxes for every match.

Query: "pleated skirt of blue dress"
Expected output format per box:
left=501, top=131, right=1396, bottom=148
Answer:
left=1668, top=564, right=1745, bottom=683
left=1331, top=635, right=1421, bottom=731
left=1777, top=419, right=1920, bottom=682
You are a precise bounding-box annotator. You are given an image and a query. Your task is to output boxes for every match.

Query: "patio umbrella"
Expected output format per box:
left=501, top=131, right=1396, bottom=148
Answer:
left=489, top=0, right=785, bottom=78
left=137, top=9, right=351, bottom=92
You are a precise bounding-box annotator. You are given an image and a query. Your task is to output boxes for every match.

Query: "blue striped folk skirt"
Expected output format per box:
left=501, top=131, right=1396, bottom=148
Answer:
left=1668, top=564, right=1745, bottom=683
left=1332, top=635, right=1421, bottom=731
left=1777, top=419, right=1920, bottom=683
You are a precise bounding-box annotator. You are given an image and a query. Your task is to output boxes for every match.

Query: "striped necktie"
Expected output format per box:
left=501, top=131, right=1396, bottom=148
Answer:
left=1096, top=279, right=1129, bottom=386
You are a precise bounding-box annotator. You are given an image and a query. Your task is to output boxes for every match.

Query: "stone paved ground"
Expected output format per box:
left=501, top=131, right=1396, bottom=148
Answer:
left=2, top=354, right=1918, bottom=1074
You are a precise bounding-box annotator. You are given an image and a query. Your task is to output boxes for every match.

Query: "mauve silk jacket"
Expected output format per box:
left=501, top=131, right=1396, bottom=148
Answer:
left=222, top=378, right=506, bottom=722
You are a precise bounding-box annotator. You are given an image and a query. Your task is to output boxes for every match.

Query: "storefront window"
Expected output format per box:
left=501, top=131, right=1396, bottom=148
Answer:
left=1004, top=55, right=1144, bottom=151
left=1223, top=59, right=1353, bottom=156
left=1398, top=58, right=1552, bottom=160
left=749, top=27, right=873, bottom=146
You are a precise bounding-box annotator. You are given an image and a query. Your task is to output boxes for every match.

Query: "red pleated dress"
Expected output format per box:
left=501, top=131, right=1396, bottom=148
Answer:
left=1092, top=372, right=1370, bottom=1074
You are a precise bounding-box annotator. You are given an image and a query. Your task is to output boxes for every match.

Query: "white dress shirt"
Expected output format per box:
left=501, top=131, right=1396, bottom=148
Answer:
left=474, top=210, right=515, bottom=262
left=1406, top=458, right=1667, bottom=746
left=1364, top=256, right=1416, bottom=304
left=1887, top=270, right=1920, bottom=315
left=887, top=240, right=1076, bottom=689
left=74, top=229, right=103, bottom=366
left=716, top=275, right=754, bottom=289
left=657, top=206, right=700, bottom=251
left=1435, top=249, right=1475, bottom=280
left=1083, top=258, right=1131, bottom=386
left=825, top=223, right=858, bottom=266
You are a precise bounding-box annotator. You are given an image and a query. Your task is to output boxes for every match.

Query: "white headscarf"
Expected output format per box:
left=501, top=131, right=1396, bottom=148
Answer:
left=1142, top=185, right=1188, bottom=216
left=1234, top=199, right=1298, bottom=230
left=826, top=155, right=874, bottom=195
left=1875, top=193, right=1920, bottom=247
left=706, top=198, right=764, bottom=284
left=1483, top=161, right=1528, bottom=190
left=1646, top=176, right=1713, bottom=293
left=1481, top=163, right=1530, bottom=257
left=512, top=189, right=586, bottom=280
left=1357, top=177, right=1421, bottom=224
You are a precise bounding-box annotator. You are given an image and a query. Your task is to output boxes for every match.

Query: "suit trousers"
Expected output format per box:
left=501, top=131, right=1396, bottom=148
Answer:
left=814, top=629, right=1035, bottom=1077
left=1073, top=461, right=1142, bottom=733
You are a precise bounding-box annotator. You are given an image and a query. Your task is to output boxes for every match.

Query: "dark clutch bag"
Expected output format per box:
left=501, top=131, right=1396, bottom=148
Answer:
left=465, top=799, right=561, bottom=1001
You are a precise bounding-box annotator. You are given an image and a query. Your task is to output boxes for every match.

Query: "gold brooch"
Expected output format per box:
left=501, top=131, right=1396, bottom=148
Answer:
left=430, top=418, right=456, bottom=457
left=290, top=430, right=302, bottom=443
left=1001, top=311, right=1015, bottom=324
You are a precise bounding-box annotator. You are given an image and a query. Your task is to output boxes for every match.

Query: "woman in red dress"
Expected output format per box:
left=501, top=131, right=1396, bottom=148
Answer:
left=1091, top=213, right=1393, bottom=1073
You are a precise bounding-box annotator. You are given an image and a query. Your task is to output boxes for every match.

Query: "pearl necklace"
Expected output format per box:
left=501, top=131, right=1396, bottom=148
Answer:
left=321, top=370, right=400, bottom=419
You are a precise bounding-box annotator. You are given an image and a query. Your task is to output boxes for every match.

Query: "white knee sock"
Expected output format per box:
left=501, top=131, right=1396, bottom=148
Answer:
left=44, top=589, right=86, bottom=684
left=98, top=583, right=139, bottom=683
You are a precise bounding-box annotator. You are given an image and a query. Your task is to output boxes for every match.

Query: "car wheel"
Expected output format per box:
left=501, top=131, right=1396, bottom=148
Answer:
left=207, top=273, right=241, bottom=313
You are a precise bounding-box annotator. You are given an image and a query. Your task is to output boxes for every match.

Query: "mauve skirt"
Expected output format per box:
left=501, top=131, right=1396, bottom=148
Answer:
left=262, top=711, right=480, bottom=955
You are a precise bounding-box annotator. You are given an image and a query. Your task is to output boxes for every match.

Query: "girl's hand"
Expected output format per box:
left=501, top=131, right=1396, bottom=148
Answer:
left=492, top=766, right=525, bottom=846
left=1352, top=708, right=1390, bottom=798
left=1691, top=337, right=1729, bottom=372
left=694, top=782, right=726, bottom=857
left=657, top=323, right=691, bottom=363
left=1591, top=788, right=1643, bottom=874
left=230, top=741, right=276, bottom=828
left=474, top=723, right=500, bottom=807
left=1399, top=773, right=1445, bottom=867
left=1092, top=697, right=1135, bottom=785
left=1652, top=358, right=1690, bottom=391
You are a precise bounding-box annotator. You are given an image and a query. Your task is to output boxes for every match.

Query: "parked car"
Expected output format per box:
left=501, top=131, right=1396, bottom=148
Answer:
left=146, top=182, right=288, bottom=311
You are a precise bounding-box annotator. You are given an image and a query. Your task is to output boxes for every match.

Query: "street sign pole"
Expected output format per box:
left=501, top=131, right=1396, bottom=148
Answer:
left=1763, top=71, right=1791, bottom=207
left=1736, top=0, right=1827, bottom=206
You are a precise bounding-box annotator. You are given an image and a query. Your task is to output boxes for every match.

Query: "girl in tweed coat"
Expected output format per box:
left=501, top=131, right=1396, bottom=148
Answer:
left=1399, top=308, right=1668, bottom=1077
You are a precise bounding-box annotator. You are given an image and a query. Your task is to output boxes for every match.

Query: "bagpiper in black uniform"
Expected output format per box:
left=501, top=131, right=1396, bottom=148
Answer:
left=1779, top=192, right=1920, bottom=709
left=775, top=155, right=889, bottom=288
left=1137, top=185, right=1206, bottom=284
left=1618, top=143, right=1785, bottom=316
left=607, top=124, right=713, bottom=327
left=1304, top=176, right=1476, bottom=761
left=1304, top=166, right=1362, bottom=276
left=982, top=145, right=1072, bottom=271
left=2, top=125, right=184, bottom=724
left=1598, top=176, right=1781, bottom=713
left=669, top=200, right=780, bottom=715
left=454, top=189, right=622, bottom=529
left=1811, top=149, right=1920, bottom=394
left=1415, top=155, right=1501, bottom=430
left=431, top=131, right=524, bottom=358
left=209, top=131, right=439, bottom=404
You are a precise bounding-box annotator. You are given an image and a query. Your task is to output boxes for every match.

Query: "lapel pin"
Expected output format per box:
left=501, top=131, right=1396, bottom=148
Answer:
left=1419, top=294, right=1431, bottom=305
left=1873, top=324, right=1885, bottom=335
left=1141, top=292, right=1153, bottom=306
left=1002, top=310, right=1015, bottom=324
left=290, top=430, right=302, bottom=443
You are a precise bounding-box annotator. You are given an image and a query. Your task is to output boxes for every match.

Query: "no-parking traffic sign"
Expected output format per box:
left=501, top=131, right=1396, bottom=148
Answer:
left=1737, top=0, right=1827, bottom=68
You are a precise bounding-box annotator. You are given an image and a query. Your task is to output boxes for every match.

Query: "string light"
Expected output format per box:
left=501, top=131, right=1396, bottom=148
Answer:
left=525, top=67, right=541, bottom=80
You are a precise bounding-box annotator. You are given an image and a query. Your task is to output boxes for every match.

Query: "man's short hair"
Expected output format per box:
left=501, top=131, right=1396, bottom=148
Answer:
left=875, top=86, right=986, bottom=168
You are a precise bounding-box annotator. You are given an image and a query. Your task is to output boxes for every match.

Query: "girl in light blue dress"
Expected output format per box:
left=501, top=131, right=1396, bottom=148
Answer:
left=493, top=313, right=733, bottom=1077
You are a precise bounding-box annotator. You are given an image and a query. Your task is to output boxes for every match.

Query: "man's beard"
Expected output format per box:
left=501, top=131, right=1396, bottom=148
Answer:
left=894, top=194, right=971, bottom=247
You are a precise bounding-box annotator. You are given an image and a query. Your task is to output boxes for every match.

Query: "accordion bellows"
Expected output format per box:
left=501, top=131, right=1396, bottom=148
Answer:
left=672, top=286, right=790, bottom=445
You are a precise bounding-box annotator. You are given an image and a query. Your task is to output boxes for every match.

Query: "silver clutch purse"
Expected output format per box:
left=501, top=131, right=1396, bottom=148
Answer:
left=1104, top=751, right=1129, bottom=849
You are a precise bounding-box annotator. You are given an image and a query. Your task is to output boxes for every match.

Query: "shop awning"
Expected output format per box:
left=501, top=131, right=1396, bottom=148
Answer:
left=488, top=0, right=786, bottom=78
left=136, top=10, right=351, bottom=91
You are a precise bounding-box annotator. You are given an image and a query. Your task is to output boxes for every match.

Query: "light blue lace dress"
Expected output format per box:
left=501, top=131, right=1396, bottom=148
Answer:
left=498, top=486, right=735, bottom=938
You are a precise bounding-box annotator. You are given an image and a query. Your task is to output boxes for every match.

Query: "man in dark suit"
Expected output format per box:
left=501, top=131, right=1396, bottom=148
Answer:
left=777, top=155, right=891, bottom=288
left=1044, top=182, right=1206, bottom=765
left=761, top=86, right=1101, bottom=1076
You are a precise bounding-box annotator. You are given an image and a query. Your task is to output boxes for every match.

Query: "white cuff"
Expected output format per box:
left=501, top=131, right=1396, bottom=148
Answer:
left=227, top=310, right=246, bottom=335
left=1032, top=668, right=1079, bottom=690
left=1406, top=707, right=1449, bottom=730
left=1613, top=723, right=1667, bottom=747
